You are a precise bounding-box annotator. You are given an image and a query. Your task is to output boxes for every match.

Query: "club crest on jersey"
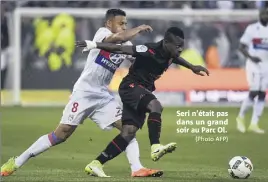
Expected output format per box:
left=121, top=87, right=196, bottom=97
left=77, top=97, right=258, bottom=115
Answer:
left=252, top=38, right=268, bottom=50
left=95, top=50, right=124, bottom=73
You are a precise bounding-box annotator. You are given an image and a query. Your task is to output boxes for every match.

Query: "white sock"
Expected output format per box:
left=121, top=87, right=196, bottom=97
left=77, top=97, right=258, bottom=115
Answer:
left=239, top=97, right=253, bottom=118
left=251, top=100, right=265, bottom=125
left=125, top=138, right=143, bottom=172
left=15, top=134, right=52, bottom=167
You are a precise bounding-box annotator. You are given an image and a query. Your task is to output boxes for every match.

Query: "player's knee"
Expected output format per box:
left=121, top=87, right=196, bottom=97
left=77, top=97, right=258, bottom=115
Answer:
left=147, top=99, right=163, bottom=114
left=112, top=120, right=123, bottom=131
left=249, top=91, right=259, bottom=100
left=258, top=91, right=266, bottom=101
left=120, top=125, right=138, bottom=143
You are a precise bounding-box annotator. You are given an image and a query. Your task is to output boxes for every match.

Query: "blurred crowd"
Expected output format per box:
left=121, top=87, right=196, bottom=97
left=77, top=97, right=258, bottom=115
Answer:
left=2, top=0, right=268, bottom=10
left=1, top=1, right=268, bottom=89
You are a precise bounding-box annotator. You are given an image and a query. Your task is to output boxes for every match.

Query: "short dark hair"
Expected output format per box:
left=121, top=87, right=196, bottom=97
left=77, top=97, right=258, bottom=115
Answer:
left=165, top=27, right=184, bottom=40
left=105, top=9, right=126, bottom=21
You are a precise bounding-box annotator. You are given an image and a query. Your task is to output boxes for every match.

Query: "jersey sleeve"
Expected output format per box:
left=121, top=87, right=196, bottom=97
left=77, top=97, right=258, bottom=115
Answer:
left=122, top=41, right=133, bottom=46
left=93, top=27, right=113, bottom=42
left=132, top=45, right=154, bottom=57
left=122, top=41, right=135, bottom=61
left=240, top=26, right=252, bottom=46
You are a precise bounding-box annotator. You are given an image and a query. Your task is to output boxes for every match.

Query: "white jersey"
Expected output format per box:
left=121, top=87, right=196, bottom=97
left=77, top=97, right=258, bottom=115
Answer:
left=240, top=22, right=268, bottom=73
left=73, top=27, right=132, bottom=94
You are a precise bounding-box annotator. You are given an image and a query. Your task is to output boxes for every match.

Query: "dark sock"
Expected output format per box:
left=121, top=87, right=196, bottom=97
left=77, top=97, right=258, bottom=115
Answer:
left=147, top=112, right=162, bottom=145
left=96, top=134, right=128, bottom=164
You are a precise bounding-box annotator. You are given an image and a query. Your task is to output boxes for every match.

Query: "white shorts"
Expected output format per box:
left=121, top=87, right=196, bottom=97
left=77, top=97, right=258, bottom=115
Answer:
left=60, top=91, right=122, bottom=130
left=246, top=61, right=268, bottom=91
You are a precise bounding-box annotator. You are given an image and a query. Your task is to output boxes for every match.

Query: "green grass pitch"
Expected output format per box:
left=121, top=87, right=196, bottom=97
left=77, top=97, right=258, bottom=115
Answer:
left=1, top=106, right=268, bottom=182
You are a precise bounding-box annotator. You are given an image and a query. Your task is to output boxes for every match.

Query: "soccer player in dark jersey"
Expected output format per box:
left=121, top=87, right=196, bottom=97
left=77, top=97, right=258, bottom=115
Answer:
left=76, top=27, right=209, bottom=176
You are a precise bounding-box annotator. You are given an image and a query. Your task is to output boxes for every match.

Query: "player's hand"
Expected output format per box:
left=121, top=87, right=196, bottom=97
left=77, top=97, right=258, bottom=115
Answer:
left=138, top=24, right=153, bottom=33
left=75, top=40, right=87, bottom=48
left=250, top=56, right=261, bottom=63
left=75, top=40, right=97, bottom=53
left=191, top=65, right=209, bottom=76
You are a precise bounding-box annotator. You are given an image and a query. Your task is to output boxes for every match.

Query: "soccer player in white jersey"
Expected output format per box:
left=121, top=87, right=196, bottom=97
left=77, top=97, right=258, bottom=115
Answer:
left=236, top=8, right=268, bottom=134
left=1, top=9, right=162, bottom=178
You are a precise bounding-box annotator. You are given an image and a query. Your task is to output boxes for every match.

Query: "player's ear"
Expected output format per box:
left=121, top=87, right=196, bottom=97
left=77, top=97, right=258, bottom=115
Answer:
left=106, top=20, right=112, bottom=28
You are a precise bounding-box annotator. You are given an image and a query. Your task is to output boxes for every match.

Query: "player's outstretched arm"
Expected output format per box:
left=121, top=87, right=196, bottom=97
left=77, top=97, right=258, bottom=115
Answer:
left=96, top=42, right=134, bottom=55
left=174, top=57, right=209, bottom=76
left=104, top=25, right=153, bottom=43
left=75, top=40, right=135, bottom=55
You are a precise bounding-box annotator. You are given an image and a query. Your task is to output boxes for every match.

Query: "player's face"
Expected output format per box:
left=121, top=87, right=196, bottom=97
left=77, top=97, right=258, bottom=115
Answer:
left=165, top=35, right=184, bottom=58
left=259, top=8, right=268, bottom=24
left=110, top=16, right=127, bottom=33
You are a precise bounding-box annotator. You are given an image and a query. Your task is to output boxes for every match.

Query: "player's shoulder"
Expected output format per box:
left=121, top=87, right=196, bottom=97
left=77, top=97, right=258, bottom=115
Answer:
left=245, top=22, right=260, bottom=31
left=93, top=27, right=113, bottom=42
left=144, top=41, right=162, bottom=54
left=95, top=27, right=112, bottom=35
left=135, top=41, right=159, bottom=51
left=145, top=41, right=159, bottom=48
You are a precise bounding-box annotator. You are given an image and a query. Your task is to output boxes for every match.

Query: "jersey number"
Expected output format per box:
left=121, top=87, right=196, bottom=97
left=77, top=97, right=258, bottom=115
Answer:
left=71, top=102, right=79, bottom=112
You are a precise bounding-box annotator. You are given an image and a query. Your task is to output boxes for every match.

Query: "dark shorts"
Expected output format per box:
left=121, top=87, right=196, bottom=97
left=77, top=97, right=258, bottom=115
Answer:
left=119, top=78, right=156, bottom=129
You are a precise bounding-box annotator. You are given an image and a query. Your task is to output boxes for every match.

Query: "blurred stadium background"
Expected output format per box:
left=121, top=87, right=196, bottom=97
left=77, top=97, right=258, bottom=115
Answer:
left=1, top=0, right=268, bottom=106
left=1, top=1, right=268, bottom=182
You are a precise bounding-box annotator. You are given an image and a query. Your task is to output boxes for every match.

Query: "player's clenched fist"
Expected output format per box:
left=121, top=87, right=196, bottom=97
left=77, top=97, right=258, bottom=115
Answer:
left=75, top=40, right=97, bottom=52
left=191, top=65, right=210, bottom=76
left=137, top=24, right=153, bottom=33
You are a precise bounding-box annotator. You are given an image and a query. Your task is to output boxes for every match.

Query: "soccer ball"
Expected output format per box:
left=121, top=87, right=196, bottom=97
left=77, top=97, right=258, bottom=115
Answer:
left=228, top=156, right=253, bottom=179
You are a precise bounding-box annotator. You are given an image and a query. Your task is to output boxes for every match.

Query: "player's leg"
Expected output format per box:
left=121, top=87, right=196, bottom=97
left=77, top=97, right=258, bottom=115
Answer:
left=236, top=67, right=259, bottom=133
left=1, top=124, right=77, bottom=177
left=112, top=120, right=144, bottom=173
left=90, top=100, right=144, bottom=173
left=1, top=92, right=90, bottom=176
left=237, top=91, right=258, bottom=132
left=86, top=123, right=138, bottom=178
left=17, top=124, right=76, bottom=166
left=87, top=100, right=140, bottom=177
left=120, top=82, right=176, bottom=161
left=248, top=74, right=267, bottom=133
left=91, top=123, right=163, bottom=177
left=88, top=99, right=162, bottom=177
left=141, top=97, right=177, bottom=161
left=146, top=99, right=163, bottom=145
left=112, top=120, right=162, bottom=177
left=98, top=123, right=138, bottom=163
